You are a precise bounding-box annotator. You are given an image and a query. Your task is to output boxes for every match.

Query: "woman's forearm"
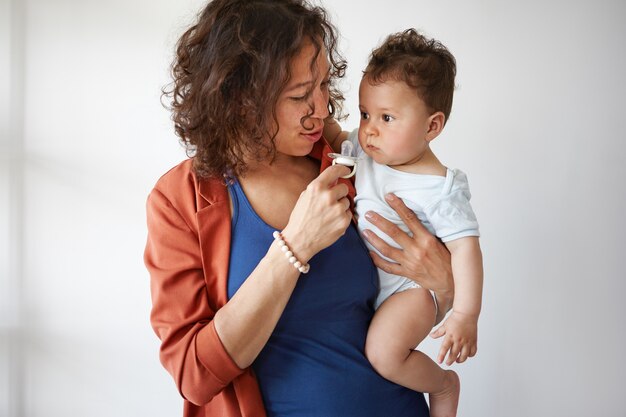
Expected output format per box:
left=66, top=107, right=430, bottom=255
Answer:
left=213, top=239, right=302, bottom=369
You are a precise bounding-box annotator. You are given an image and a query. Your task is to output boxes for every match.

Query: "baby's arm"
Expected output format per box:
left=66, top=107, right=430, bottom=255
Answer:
left=430, top=236, right=483, bottom=366
left=323, top=117, right=348, bottom=153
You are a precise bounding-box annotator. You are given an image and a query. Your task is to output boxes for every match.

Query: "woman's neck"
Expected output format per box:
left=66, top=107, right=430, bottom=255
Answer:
left=244, top=153, right=316, bottom=178
left=236, top=153, right=319, bottom=230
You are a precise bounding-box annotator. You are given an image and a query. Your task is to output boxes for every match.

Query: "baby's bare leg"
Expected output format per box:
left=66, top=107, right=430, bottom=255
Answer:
left=365, top=288, right=459, bottom=417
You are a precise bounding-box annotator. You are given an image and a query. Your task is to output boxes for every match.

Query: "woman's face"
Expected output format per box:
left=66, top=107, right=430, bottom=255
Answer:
left=273, top=41, right=331, bottom=157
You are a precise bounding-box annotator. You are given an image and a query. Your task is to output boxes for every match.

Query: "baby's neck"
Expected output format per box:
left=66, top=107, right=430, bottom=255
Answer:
left=388, top=147, right=447, bottom=176
left=389, top=148, right=447, bottom=177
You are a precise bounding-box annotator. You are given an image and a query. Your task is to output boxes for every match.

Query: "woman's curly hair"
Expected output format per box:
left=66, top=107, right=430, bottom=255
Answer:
left=162, top=0, right=346, bottom=178
left=364, top=28, right=456, bottom=123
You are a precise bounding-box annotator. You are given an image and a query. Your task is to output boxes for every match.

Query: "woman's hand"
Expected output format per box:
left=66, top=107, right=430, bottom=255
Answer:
left=282, top=164, right=352, bottom=262
left=361, top=193, right=454, bottom=323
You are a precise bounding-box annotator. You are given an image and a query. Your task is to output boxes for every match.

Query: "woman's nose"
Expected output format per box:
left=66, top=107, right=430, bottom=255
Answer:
left=310, top=88, right=330, bottom=119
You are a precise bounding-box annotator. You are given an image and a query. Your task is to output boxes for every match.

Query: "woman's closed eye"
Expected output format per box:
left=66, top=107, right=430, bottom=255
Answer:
left=290, top=91, right=310, bottom=101
left=290, top=79, right=329, bottom=102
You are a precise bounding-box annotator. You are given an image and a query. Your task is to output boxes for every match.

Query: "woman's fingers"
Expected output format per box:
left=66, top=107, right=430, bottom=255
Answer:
left=330, top=182, right=349, bottom=201
left=362, top=229, right=403, bottom=262
left=283, top=165, right=352, bottom=260
left=316, top=164, right=351, bottom=187
left=340, top=197, right=351, bottom=213
left=363, top=210, right=412, bottom=248
left=368, top=250, right=403, bottom=276
left=384, top=193, right=430, bottom=238
left=364, top=195, right=436, bottom=251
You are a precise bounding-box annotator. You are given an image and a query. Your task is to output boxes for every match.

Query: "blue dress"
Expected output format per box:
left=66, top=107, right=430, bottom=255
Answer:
left=227, top=180, right=429, bottom=417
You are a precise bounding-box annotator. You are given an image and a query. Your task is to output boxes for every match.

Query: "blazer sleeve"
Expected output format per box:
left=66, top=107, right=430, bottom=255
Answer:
left=144, top=184, right=245, bottom=406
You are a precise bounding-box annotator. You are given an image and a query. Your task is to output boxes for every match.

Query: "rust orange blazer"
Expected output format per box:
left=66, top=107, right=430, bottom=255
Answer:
left=145, top=139, right=355, bottom=417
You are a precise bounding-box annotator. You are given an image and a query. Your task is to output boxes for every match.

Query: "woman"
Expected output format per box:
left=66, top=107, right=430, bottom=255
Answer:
left=145, top=1, right=454, bottom=416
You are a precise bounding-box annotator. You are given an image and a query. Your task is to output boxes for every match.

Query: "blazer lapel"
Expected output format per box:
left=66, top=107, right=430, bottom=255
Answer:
left=196, top=177, right=232, bottom=310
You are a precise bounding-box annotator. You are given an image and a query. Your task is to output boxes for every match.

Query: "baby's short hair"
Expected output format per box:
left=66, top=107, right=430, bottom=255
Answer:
left=364, top=29, right=456, bottom=123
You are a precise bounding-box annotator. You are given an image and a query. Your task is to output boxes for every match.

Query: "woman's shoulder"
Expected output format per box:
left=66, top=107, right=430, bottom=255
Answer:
left=149, top=158, right=228, bottom=214
left=152, top=158, right=196, bottom=193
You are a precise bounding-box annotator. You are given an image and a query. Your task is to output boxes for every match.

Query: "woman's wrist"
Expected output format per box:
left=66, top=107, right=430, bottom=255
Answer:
left=272, top=231, right=310, bottom=274
left=279, top=228, right=315, bottom=264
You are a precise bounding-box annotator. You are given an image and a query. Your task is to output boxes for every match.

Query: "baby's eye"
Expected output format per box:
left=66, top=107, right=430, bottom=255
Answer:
left=382, top=114, right=394, bottom=122
left=360, top=112, right=369, bottom=120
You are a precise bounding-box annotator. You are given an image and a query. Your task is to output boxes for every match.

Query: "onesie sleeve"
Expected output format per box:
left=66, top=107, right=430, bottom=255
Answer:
left=423, top=169, right=480, bottom=243
left=144, top=175, right=245, bottom=406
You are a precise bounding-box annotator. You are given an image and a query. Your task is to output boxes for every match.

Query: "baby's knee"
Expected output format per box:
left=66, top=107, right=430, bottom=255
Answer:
left=365, top=336, right=403, bottom=379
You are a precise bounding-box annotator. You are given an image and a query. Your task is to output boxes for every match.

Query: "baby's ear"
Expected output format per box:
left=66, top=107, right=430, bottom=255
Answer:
left=426, top=112, right=445, bottom=142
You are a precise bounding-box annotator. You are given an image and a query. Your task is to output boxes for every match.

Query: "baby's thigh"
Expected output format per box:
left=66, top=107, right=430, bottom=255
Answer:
left=368, top=288, right=437, bottom=352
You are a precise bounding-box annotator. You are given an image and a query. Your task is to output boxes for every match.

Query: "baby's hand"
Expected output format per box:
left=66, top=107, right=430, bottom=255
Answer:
left=430, top=311, right=478, bottom=366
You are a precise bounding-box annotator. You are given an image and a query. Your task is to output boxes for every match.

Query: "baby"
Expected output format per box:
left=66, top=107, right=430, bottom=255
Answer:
left=325, top=29, right=483, bottom=417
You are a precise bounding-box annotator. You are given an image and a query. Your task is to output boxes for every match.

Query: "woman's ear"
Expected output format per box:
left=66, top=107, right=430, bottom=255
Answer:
left=425, top=111, right=445, bottom=142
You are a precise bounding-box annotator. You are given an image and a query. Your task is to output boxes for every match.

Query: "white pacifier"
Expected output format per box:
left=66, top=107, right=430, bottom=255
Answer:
left=328, top=140, right=358, bottom=179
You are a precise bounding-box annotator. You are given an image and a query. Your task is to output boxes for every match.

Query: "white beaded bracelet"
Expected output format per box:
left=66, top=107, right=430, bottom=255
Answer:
left=272, top=231, right=310, bottom=274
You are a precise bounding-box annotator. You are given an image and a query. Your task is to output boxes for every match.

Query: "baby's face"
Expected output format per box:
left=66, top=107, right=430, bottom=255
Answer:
left=358, top=77, right=433, bottom=169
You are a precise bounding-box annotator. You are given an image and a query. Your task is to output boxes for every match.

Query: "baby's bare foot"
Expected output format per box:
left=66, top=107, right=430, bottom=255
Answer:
left=429, top=370, right=460, bottom=417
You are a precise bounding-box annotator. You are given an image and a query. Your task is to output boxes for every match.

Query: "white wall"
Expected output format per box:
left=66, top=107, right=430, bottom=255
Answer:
left=1, top=0, right=624, bottom=416
left=1, top=0, right=25, bottom=415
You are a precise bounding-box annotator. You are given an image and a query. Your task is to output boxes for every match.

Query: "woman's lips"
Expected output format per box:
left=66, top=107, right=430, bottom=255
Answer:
left=301, top=129, right=323, bottom=143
